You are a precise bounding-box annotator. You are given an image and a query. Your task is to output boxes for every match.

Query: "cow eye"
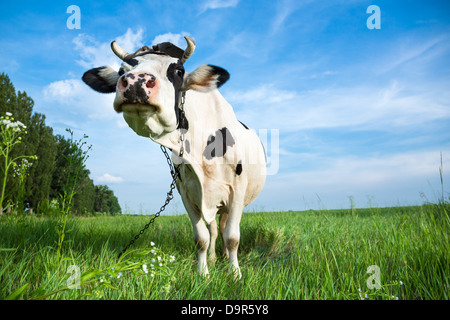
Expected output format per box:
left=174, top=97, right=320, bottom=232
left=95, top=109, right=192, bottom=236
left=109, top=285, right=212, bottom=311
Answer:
left=175, top=68, right=184, bottom=78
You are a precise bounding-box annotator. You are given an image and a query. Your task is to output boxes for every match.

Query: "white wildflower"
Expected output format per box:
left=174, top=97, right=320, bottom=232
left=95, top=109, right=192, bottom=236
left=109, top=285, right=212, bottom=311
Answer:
left=151, top=259, right=155, bottom=263
left=143, top=264, right=148, bottom=273
left=117, top=272, right=122, bottom=279
left=5, top=112, right=12, bottom=116
left=150, top=241, right=155, bottom=246
left=170, top=256, right=175, bottom=262
left=399, top=281, right=403, bottom=286
left=157, top=256, right=161, bottom=261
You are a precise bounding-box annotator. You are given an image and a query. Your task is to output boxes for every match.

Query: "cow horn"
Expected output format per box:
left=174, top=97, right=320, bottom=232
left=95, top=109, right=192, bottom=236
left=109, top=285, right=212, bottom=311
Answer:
left=181, top=36, right=196, bottom=63
left=111, top=41, right=129, bottom=60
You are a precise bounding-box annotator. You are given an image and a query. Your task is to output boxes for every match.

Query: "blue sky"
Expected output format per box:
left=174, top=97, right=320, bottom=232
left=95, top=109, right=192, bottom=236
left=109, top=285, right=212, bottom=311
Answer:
left=1, top=0, right=449, bottom=213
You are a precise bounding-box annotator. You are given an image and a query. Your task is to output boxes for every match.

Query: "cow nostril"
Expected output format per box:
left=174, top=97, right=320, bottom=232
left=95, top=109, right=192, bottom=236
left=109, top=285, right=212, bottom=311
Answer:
left=146, top=78, right=156, bottom=89
left=121, top=77, right=128, bottom=88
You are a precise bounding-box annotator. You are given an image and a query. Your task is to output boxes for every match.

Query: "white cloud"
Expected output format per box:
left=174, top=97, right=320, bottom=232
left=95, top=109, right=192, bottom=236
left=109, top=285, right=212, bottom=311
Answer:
left=42, top=29, right=148, bottom=122
left=151, top=32, right=191, bottom=49
left=115, top=28, right=145, bottom=54
left=96, top=173, right=124, bottom=184
left=202, top=0, right=239, bottom=10
left=226, top=80, right=450, bottom=132
left=43, top=78, right=115, bottom=120
left=271, top=0, right=295, bottom=33
left=375, top=35, right=448, bottom=75
left=43, top=79, right=84, bottom=100
left=73, top=28, right=144, bottom=69
left=226, top=84, right=296, bottom=104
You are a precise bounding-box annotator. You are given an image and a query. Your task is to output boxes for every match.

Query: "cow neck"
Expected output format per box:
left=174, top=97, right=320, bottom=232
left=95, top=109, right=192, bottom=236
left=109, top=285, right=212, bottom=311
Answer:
left=151, top=91, right=187, bottom=160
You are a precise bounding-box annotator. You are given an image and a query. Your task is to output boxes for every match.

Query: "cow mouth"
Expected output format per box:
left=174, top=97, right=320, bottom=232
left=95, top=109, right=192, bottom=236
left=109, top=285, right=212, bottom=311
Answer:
left=115, top=102, right=160, bottom=115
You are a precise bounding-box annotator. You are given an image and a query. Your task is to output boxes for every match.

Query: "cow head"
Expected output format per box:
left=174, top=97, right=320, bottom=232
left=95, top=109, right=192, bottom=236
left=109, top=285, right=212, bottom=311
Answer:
left=82, top=36, right=230, bottom=138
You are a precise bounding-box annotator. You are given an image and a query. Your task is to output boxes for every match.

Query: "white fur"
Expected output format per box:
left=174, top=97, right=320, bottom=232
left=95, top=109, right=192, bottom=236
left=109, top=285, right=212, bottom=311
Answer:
left=98, top=66, right=120, bottom=86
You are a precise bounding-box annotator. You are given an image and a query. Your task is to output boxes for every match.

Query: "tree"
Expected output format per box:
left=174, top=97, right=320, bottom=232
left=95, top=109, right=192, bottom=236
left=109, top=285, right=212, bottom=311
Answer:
left=24, top=113, right=57, bottom=210
left=0, top=73, right=59, bottom=212
left=0, top=73, right=18, bottom=209
left=0, top=72, right=122, bottom=215
left=73, top=171, right=95, bottom=215
left=94, top=185, right=121, bottom=215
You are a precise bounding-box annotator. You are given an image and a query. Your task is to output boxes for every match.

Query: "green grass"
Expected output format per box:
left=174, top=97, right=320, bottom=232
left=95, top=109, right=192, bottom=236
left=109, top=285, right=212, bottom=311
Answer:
left=0, top=204, right=449, bottom=300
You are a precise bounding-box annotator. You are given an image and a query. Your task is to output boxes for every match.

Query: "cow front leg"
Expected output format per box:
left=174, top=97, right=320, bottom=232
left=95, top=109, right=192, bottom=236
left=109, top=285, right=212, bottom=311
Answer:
left=188, top=212, right=210, bottom=277
left=207, top=218, right=218, bottom=265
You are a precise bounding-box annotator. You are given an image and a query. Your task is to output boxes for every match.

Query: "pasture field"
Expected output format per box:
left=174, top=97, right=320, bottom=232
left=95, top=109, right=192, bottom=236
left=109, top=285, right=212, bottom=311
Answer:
left=0, top=204, right=448, bottom=300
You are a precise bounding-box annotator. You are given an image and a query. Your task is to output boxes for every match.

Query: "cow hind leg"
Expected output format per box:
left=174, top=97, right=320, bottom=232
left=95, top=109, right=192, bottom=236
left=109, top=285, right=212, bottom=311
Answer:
left=219, top=213, right=229, bottom=259
left=222, top=206, right=244, bottom=280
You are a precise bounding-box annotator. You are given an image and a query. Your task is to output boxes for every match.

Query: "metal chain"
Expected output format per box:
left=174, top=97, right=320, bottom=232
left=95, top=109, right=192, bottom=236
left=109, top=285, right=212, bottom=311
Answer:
left=117, top=93, right=186, bottom=260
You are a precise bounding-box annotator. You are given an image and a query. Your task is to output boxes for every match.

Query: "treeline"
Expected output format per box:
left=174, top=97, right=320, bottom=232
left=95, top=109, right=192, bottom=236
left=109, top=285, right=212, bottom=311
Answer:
left=0, top=72, right=121, bottom=215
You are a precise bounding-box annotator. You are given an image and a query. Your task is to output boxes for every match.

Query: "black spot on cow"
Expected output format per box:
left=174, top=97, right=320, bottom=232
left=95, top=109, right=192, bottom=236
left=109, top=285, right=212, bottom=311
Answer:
left=239, top=121, right=249, bottom=130
left=123, top=78, right=148, bottom=104
left=203, top=127, right=235, bottom=160
left=166, top=61, right=189, bottom=131
left=178, top=112, right=189, bottom=131
left=236, top=161, right=243, bottom=176
left=123, top=58, right=139, bottom=67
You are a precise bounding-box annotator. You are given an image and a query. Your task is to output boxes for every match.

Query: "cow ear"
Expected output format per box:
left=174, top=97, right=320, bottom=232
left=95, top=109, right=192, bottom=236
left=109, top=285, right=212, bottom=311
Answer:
left=82, top=66, right=119, bottom=93
left=181, top=64, right=230, bottom=93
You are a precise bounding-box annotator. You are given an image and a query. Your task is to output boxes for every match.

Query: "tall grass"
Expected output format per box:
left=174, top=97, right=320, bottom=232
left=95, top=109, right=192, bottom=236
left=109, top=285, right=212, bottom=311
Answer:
left=0, top=203, right=448, bottom=300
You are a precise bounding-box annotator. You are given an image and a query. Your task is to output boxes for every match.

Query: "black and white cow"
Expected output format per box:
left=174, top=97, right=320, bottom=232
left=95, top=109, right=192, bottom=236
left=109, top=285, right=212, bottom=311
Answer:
left=82, top=36, right=266, bottom=279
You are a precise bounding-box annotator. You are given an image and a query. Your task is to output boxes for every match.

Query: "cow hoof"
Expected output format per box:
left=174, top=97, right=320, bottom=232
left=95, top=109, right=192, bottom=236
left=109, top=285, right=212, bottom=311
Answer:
left=230, top=266, right=242, bottom=281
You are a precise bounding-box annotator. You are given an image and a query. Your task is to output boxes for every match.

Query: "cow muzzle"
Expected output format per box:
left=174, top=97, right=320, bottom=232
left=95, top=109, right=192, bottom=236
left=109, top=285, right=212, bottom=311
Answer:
left=114, top=72, right=161, bottom=113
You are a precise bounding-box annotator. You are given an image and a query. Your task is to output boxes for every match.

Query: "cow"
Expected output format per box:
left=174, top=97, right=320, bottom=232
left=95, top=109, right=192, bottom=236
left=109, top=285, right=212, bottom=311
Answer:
left=82, top=36, right=266, bottom=279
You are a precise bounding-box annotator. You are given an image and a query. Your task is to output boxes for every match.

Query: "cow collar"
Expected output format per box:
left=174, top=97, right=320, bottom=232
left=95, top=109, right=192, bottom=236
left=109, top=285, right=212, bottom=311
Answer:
left=177, top=91, right=187, bottom=158
left=125, top=42, right=185, bottom=61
